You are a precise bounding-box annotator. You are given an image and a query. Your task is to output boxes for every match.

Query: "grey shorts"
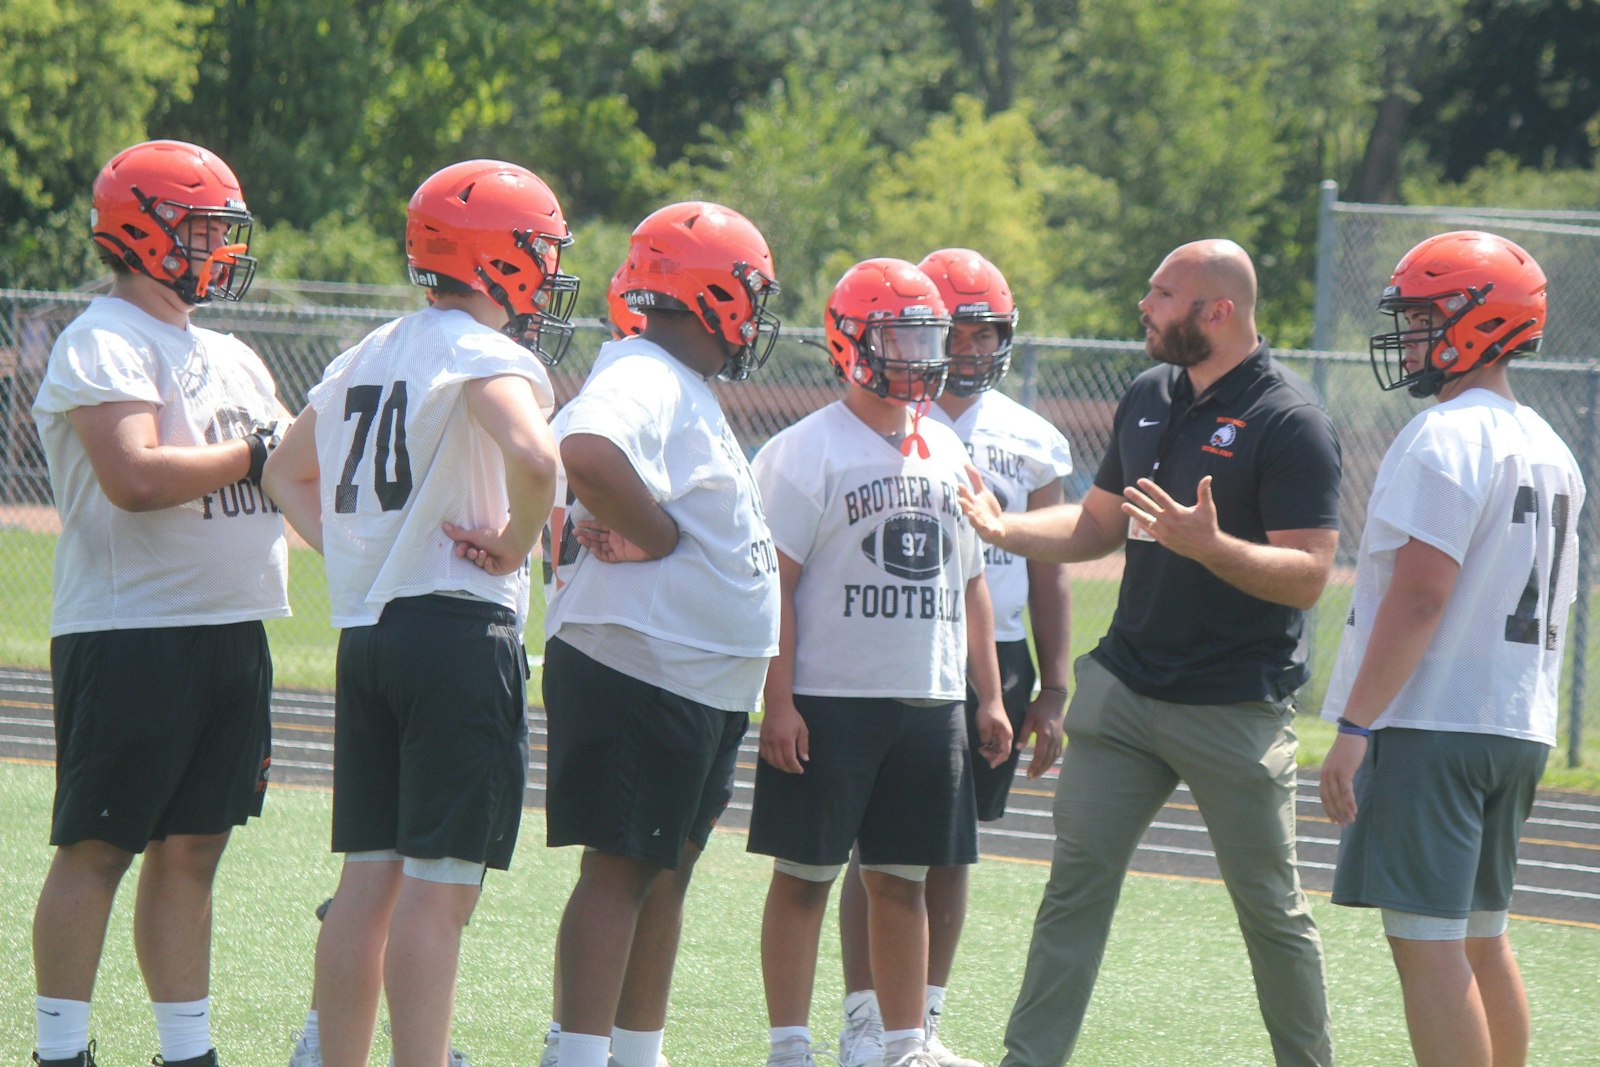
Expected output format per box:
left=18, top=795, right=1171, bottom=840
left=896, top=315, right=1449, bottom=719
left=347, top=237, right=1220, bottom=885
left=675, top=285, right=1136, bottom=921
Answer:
left=1332, top=727, right=1548, bottom=918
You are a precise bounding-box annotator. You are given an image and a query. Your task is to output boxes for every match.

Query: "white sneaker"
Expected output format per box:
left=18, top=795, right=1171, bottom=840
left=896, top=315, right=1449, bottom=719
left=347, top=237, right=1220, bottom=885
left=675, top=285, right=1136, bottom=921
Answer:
left=885, top=1051, right=941, bottom=1067
left=924, top=1012, right=981, bottom=1067
left=838, top=1001, right=884, bottom=1067
left=287, top=1031, right=319, bottom=1067
left=765, top=1035, right=820, bottom=1066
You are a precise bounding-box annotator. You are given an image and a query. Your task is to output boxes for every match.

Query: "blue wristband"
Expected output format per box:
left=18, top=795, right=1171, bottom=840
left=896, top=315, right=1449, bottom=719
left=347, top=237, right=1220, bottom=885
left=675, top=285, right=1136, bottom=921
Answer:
left=1336, top=716, right=1371, bottom=738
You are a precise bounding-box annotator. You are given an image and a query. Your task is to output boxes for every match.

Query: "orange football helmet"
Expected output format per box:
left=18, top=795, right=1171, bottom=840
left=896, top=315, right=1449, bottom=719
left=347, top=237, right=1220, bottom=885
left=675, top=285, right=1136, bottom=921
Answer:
left=90, top=139, right=257, bottom=304
left=606, top=261, right=645, bottom=340
left=825, top=258, right=951, bottom=404
left=1371, top=230, right=1547, bottom=398
left=917, top=248, right=1017, bottom=395
left=406, top=159, right=580, bottom=365
left=623, top=201, right=780, bottom=380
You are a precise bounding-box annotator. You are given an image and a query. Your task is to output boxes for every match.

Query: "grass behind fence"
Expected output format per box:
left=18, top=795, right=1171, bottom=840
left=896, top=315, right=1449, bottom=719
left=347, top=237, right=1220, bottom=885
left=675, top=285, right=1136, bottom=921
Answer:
left=2, top=761, right=1598, bottom=1065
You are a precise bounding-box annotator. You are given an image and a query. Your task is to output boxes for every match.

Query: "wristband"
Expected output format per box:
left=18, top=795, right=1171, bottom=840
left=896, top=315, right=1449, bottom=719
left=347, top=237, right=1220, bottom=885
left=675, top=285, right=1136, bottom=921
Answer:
left=1038, top=685, right=1069, bottom=697
left=246, top=432, right=270, bottom=484
left=1336, top=716, right=1371, bottom=738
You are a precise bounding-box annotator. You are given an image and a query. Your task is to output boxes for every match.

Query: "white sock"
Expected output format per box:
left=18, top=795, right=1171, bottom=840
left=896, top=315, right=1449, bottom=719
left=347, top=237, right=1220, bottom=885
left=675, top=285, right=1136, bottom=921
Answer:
left=35, top=996, right=91, bottom=1061
left=558, top=1030, right=609, bottom=1067
left=843, top=988, right=880, bottom=1021
left=152, top=997, right=212, bottom=1061
left=546, top=1022, right=561, bottom=1042
left=925, top=984, right=947, bottom=1019
left=883, top=1028, right=926, bottom=1060
left=769, top=1025, right=811, bottom=1048
left=610, top=1026, right=664, bottom=1067
left=299, top=1009, right=320, bottom=1049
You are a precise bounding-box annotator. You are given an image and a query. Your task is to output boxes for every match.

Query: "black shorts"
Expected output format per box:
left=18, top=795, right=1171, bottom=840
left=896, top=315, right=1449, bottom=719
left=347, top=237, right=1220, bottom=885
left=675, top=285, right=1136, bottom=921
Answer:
left=968, top=638, right=1037, bottom=822
left=747, top=695, right=977, bottom=869
left=542, top=636, right=747, bottom=870
left=332, top=595, right=529, bottom=870
left=50, top=622, right=272, bottom=852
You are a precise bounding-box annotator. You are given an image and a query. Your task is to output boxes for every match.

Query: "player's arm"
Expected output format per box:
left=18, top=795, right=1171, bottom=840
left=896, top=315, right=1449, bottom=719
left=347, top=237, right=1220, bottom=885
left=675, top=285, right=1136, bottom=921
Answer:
left=758, top=550, right=808, bottom=774
left=444, top=374, right=559, bottom=576
left=68, top=400, right=253, bottom=511
left=1121, top=475, right=1337, bottom=610
left=960, top=469, right=1126, bottom=563
left=261, top=407, right=324, bottom=554
left=1021, top=479, right=1071, bottom=777
left=559, top=432, right=679, bottom=559
left=1319, top=537, right=1459, bottom=825
left=965, top=573, right=1013, bottom=768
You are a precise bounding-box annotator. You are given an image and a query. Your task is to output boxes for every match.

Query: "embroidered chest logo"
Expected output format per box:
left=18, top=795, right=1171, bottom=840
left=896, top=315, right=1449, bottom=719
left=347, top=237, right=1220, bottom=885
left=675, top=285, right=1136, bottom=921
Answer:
left=1202, top=417, right=1245, bottom=458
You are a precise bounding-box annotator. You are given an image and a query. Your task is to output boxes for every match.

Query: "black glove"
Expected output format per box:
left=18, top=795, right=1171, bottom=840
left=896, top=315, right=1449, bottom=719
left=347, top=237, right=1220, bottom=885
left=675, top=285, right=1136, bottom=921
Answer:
left=245, top=418, right=291, bottom=484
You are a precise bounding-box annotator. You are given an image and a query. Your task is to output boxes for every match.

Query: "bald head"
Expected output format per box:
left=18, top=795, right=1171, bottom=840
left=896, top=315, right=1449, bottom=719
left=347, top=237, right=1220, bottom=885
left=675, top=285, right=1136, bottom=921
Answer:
left=1159, top=239, right=1257, bottom=314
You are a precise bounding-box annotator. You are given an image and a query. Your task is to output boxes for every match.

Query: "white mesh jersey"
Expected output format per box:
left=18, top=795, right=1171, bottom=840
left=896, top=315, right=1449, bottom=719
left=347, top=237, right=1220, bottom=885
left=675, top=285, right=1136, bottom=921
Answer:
left=927, top=391, right=1072, bottom=641
left=1322, top=389, right=1583, bottom=744
left=32, top=297, right=289, bottom=635
left=753, top=401, right=985, bottom=700
left=545, top=337, right=780, bottom=710
left=308, top=307, right=554, bottom=628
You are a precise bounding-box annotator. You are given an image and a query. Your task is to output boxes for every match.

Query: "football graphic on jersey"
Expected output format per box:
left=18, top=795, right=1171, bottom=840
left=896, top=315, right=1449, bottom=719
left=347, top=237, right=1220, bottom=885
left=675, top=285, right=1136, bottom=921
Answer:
left=861, top=512, right=951, bottom=580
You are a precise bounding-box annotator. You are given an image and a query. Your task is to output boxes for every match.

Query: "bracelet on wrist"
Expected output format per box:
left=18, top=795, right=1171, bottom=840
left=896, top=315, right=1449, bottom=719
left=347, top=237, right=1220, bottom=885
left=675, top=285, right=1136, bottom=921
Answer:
left=1336, top=716, right=1371, bottom=738
left=1038, top=685, right=1069, bottom=697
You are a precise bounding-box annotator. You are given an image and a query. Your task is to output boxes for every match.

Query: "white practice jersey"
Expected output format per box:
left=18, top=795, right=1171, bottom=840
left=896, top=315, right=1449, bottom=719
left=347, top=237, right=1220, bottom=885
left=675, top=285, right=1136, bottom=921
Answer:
left=308, top=306, right=554, bottom=628
left=33, top=297, right=289, bottom=635
left=928, top=391, right=1072, bottom=641
left=1322, top=389, right=1583, bottom=745
left=754, top=401, right=984, bottom=701
left=545, top=337, right=779, bottom=711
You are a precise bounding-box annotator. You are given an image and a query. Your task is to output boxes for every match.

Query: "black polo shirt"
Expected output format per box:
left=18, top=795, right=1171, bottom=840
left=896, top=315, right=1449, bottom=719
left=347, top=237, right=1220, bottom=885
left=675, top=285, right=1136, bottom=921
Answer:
left=1090, top=339, right=1341, bottom=705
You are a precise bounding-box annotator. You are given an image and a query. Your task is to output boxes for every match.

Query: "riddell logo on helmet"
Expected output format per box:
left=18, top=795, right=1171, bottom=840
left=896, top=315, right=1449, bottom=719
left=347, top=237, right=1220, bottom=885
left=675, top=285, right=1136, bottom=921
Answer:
left=629, top=290, right=662, bottom=306
left=409, top=269, right=440, bottom=287
left=955, top=301, right=993, bottom=315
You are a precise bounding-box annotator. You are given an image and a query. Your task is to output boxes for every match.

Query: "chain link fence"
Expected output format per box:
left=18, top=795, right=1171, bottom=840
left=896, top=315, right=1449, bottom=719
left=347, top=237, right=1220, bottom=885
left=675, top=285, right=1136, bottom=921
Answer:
left=4, top=212, right=1599, bottom=767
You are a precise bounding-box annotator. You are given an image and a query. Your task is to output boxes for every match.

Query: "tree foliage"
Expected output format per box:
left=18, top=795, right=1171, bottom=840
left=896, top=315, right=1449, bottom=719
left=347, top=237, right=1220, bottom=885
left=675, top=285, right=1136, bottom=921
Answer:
left=2, top=0, right=1596, bottom=348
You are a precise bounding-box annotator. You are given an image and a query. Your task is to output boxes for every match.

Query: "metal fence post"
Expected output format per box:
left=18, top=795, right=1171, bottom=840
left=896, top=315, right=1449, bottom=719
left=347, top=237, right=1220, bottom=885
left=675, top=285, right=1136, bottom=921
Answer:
left=1312, top=180, right=1339, bottom=353
left=1020, top=341, right=1038, bottom=410
left=1572, top=368, right=1600, bottom=767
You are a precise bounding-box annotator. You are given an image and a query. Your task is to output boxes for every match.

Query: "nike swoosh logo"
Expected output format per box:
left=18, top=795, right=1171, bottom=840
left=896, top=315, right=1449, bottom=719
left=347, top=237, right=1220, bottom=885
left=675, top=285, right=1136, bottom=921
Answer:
left=1138, top=417, right=1160, bottom=428
left=177, top=1011, right=207, bottom=1017
left=38, top=1008, right=62, bottom=1016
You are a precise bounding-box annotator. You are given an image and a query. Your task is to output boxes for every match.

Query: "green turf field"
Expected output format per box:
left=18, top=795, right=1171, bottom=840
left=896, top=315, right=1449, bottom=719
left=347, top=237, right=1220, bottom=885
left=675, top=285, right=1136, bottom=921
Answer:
left=3, top=761, right=1597, bottom=1066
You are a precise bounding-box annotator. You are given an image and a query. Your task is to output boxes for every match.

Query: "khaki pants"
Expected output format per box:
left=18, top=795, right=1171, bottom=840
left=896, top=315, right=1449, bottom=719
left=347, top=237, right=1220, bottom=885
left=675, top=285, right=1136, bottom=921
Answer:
left=1000, top=655, right=1333, bottom=1067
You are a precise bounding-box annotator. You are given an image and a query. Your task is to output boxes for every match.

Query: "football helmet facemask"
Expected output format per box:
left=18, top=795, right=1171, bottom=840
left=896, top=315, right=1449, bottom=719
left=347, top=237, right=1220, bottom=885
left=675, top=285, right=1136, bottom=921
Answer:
left=406, top=159, right=580, bottom=365
left=91, top=139, right=257, bottom=305
left=623, top=201, right=781, bottom=381
left=1370, top=230, right=1547, bottom=398
left=917, top=248, right=1017, bottom=396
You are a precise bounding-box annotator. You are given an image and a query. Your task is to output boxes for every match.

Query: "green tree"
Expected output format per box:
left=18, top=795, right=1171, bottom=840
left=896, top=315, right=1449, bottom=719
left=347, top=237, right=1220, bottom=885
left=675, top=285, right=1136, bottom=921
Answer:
left=1041, top=0, right=1289, bottom=335
left=0, top=0, right=208, bottom=286
left=668, top=67, right=886, bottom=324
left=860, top=95, right=1121, bottom=336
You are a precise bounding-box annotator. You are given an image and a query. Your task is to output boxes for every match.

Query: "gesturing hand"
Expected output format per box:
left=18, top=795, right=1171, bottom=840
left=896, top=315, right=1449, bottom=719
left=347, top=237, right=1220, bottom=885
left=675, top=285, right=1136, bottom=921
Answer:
left=1121, top=475, right=1221, bottom=562
left=957, top=464, right=1006, bottom=544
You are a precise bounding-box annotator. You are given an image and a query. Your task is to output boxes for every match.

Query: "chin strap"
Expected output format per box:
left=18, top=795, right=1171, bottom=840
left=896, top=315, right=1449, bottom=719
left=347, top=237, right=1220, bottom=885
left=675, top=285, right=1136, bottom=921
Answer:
left=900, top=396, right=933, bottom=459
